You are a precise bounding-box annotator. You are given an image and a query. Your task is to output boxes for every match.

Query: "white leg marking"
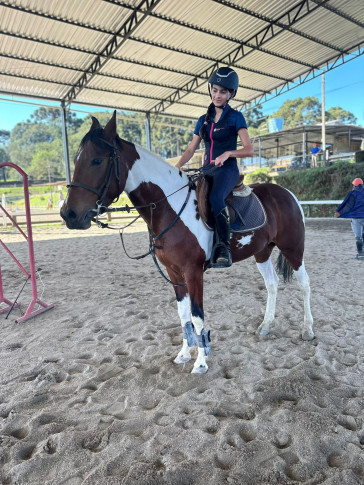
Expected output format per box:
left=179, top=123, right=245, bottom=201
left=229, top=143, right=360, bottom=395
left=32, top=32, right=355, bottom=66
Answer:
left=256, top=258, right=279, bottom=336
left=174, top=295, right=193, bottom=364
left=294, top=261, right=315, bottom=340
left=191, top=315, right=208, bottom=373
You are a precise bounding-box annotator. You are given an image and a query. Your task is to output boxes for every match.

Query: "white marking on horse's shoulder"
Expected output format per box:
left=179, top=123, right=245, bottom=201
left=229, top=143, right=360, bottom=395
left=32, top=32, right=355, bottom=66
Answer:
left=236, top=233, right=253, bottom=248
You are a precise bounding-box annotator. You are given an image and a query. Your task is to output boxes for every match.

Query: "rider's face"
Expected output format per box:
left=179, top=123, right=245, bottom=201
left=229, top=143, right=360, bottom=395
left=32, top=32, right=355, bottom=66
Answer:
left=211, top=85, right=231, bottom=107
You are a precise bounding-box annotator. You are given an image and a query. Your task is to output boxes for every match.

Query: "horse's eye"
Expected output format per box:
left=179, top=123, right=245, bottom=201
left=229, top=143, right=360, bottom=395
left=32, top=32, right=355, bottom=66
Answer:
left=92, top=158, right=103, bottom=166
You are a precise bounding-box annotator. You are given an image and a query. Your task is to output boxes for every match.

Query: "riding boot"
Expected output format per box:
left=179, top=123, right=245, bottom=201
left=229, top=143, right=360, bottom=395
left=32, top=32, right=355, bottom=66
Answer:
left=211, top=207, right=232, bottom=268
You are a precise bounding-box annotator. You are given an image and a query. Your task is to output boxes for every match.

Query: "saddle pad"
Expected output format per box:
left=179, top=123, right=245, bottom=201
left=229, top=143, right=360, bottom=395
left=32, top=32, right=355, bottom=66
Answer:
left=229, top=191, right=266, bottom=233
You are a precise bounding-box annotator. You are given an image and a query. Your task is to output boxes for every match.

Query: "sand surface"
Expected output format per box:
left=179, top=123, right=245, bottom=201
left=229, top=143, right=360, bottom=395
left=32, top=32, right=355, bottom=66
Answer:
left=0, top=218, right=363, bottom=484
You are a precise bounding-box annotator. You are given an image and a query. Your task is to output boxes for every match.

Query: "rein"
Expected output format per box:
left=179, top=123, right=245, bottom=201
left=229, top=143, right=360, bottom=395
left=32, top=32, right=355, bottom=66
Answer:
left=69, top=147, right=218, bottom=285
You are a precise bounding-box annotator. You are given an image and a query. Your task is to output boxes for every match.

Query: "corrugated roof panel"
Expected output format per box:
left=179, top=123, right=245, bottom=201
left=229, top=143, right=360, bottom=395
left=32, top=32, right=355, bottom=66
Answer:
left=99, top=59, right=193, bottom=89
left=131, top=16, right=236, bottom=59
left=263, top=33, right=338, bottom=69
left=0, top=57, right=80, bottom=85
left=88, top=76, right=176, bottom=101
left=0, top=0, right=363, bottom=117
left=0, top=34, right=93, bottom=69
left=0, top=74, right=70, bottom=99
left=0, top=6, right=109, bottom=52
left=293, top=9, right=364, bottom=51
left=6, top=0, right=136, bottom=36
left=76, top=90, right=161, bottom=112
left=115, top=39, right=213, bottom=74
left=329, top=0, right=364, bottom=21
left=153, top=0, right=269, bottom=43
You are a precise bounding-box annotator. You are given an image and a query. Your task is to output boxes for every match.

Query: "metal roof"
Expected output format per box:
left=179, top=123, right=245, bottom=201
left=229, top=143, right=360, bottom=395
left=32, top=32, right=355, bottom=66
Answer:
left=1, top=0, right=363, bottom=119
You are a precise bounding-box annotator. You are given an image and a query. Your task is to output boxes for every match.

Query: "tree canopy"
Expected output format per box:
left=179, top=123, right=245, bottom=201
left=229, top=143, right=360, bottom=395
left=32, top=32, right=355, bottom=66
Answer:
left=2, top=98, right=358, bottom=181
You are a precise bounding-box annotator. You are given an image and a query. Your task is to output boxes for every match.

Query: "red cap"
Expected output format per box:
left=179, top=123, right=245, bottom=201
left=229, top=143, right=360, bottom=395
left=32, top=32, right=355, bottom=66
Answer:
left=352, top=178, right=363, bottom=186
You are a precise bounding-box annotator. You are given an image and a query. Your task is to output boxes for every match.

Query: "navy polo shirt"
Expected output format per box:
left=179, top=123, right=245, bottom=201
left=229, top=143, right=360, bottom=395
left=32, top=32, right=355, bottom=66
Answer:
left=194, top=104, right=247, bottom=136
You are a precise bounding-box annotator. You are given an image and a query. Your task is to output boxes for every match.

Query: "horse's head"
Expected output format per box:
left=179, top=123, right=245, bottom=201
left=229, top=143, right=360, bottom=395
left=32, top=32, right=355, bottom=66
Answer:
left=61, top=111, right=132, bottom=229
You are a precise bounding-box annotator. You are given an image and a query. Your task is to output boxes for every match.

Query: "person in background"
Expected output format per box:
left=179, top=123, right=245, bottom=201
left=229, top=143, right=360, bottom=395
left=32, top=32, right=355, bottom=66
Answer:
left=311, top=142, right=322, bottom=168
left=176, top=67, right=254, bottom=267
left=335, top=178, right=364, bottom=259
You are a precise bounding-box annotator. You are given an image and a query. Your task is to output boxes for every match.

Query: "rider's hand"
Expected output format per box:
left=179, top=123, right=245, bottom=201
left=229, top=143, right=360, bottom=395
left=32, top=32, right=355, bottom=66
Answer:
left=213, top=152, right=230, bottom=167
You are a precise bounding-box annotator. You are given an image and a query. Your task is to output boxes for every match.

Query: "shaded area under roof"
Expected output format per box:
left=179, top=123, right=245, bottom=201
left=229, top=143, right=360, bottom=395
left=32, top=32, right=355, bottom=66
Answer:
left=0, top=0, right=364, bottom=120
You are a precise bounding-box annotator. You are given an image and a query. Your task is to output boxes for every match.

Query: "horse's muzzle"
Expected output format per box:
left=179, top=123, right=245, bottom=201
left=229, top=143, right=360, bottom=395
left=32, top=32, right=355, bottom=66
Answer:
left=60, top=205, right=95, bottom=230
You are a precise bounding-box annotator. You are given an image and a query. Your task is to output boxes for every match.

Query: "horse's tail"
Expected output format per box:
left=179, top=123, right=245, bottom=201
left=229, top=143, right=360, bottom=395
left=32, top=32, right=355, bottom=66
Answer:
left=276, top=252, right=294, bottom=283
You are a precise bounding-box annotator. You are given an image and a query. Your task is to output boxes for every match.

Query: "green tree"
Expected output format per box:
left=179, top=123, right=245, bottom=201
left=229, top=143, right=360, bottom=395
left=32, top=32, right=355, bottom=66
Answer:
left=326, top=106, right=357, bottom=124
left=0, top=147, right=9, bottom=182
left=245, top=167, right=272, bottom=184
left=270, top=97, right=321, bottom=128
left=0, top=130, right=10, bottom=146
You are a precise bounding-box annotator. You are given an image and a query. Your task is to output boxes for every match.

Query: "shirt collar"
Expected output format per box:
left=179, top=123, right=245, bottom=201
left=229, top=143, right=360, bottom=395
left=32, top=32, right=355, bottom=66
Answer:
left=212, top=103, right=232, bottom=122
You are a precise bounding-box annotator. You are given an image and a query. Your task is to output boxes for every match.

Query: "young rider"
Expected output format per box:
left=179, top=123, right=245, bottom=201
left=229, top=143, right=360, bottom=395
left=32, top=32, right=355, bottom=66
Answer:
left=176, top=66, right=254, bottom=267
left=335, top=177, right=364, bottom=258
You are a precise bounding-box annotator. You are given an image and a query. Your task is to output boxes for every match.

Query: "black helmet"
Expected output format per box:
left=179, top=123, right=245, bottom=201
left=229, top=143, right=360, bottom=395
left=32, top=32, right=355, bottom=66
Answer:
left=209, top=67, right=239, bottom=96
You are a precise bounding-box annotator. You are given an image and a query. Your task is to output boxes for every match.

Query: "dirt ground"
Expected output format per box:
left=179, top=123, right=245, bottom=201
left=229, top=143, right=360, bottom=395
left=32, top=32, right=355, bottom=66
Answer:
left=0, top=218, right=363, bottom=484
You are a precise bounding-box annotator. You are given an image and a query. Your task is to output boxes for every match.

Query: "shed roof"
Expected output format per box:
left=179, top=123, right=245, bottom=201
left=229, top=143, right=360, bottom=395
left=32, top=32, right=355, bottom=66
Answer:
left=1, top=0, right=363, bottom=119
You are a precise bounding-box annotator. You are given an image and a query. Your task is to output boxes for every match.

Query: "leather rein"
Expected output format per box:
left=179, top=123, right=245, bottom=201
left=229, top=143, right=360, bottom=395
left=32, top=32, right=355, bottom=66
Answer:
left=67, top=139, right=214, bottom=286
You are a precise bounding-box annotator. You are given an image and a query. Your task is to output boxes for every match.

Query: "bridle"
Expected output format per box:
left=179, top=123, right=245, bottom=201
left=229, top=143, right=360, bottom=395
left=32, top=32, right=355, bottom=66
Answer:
left=67, top=138, right=121, bottom=221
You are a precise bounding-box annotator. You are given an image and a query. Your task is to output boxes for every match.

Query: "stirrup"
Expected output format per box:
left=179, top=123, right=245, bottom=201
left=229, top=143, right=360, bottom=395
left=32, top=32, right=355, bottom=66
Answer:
left=210, top=242, right=232, bottom=268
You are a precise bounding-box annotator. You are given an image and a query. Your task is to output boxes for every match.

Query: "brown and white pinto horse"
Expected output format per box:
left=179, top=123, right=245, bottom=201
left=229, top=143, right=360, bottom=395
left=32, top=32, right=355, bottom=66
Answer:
left=61, top=112, right=314, bottom=374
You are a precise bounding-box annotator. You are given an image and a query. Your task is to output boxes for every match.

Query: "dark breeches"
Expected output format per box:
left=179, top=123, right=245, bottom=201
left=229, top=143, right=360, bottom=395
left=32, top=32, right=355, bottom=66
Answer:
left=205, top=161, right=239, bottom=216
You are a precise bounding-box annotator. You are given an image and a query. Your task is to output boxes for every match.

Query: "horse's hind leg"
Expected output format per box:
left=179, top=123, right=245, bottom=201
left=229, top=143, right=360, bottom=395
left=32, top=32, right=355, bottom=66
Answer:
left=255, top=256, right=279, bottom=336
left=293, top=261, right=314, bottom=341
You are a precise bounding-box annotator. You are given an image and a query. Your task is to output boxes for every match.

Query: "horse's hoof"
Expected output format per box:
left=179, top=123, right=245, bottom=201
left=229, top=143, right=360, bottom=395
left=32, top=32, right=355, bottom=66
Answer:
left=302, top=330, right=315, bottom=341
left=191, top=365, right=208, bottom=374
left=258, top=329, right=269, bottom=337
left=174, top=355, right=191, bottom=364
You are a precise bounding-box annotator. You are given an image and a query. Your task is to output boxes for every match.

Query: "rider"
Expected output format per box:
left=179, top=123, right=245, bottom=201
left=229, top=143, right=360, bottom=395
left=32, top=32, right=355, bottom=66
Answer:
left=176, top=66, right=254, bottom=267
left=335, top=177, right=364, bottom=259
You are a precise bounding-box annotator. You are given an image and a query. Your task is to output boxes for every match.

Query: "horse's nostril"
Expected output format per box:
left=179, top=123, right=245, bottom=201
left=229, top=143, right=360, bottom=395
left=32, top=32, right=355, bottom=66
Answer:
left=67, top=209, right=77, bottom=220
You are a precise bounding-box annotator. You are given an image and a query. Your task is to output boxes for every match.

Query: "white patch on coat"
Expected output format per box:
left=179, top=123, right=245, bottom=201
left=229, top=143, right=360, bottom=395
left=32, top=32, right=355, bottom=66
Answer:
left=236, top=233, right=253, bottom=248
left=177, top=295, right=191, bottom=325
left=125, top=146, right=213, bottom=259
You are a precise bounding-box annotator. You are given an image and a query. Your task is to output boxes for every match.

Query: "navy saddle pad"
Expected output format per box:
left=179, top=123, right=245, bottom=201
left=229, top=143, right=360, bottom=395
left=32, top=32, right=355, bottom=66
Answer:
left=228, top=190, right=267, bottom=233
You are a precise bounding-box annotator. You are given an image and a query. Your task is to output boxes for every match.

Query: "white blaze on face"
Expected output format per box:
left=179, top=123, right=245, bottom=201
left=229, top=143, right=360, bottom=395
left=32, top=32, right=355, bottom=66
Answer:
left=125, top=146, right=213, bottom=259
left=236, top=233, right=253, bottom=248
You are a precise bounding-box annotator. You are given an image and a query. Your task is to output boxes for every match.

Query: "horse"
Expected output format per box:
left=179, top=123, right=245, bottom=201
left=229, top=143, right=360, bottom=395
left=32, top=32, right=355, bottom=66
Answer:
left=61, top=111, right=314, bottom=374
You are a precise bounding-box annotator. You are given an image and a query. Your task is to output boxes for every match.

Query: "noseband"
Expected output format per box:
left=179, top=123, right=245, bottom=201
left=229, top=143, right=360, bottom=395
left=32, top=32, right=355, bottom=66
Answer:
left=67, top=138, right=121, bottom=218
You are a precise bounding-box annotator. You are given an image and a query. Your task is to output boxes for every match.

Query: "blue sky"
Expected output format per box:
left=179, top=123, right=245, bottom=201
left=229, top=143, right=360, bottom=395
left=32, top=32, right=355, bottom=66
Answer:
left=0, top=53, right=364, bottom=132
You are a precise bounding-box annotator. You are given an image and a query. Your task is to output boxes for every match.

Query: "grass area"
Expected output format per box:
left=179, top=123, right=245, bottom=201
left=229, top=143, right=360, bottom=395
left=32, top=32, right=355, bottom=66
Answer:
left=1, top=184, right=131, bottom=210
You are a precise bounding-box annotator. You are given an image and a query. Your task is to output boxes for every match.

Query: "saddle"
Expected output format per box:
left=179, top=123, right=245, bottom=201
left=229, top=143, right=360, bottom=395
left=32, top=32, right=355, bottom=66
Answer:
left=195, top=174, right=266, bottom=233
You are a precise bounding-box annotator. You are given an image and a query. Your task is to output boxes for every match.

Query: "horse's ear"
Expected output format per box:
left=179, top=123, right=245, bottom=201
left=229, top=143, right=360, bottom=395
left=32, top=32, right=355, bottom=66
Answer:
left=90, top=116, right=101, bottom=131
left=103, top=110, right=117, bottom=142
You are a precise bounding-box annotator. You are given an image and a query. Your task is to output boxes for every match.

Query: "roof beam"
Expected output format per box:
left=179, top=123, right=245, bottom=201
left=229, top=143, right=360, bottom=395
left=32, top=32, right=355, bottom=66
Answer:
left=213, top=0, right=349, bottom=55
left=0, top=52, right=266, bottom=102
left=0, top=3, right=295, bottom=85
left=149, top=0, right=328, bottom=114
left=63, top=0, right=162, bottom=105
left=236, top=43, right=364, bottom=113
left=310, top=0, right=364, bottom=28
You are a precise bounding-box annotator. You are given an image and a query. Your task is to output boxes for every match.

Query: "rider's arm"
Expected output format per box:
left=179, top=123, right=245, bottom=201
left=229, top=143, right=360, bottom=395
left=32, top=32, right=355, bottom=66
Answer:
left=175, top=134, right=201, bottom=170
left=214, top=128, right=254, bottom=166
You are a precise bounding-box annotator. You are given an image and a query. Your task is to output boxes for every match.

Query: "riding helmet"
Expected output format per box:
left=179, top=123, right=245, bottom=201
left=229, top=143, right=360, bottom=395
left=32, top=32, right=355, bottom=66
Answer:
left=352, top=178, right=363, bottom=186
left=209, top=67, right=239, bottom=97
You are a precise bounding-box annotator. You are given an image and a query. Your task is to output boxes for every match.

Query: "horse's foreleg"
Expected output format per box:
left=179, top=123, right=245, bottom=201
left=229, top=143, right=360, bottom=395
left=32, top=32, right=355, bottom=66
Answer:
left=256, top=258, right=279, bottom=336
left=294, top=261, right=314, bottom=341
left=186, top=269, right=210, bottom=374
left=174, top=289, right=196, bottom=364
